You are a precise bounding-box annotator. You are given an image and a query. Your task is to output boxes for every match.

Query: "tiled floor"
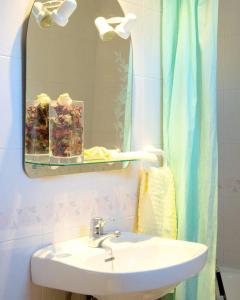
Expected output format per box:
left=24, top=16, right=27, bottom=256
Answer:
left=220, top=267, right=240, bottom=300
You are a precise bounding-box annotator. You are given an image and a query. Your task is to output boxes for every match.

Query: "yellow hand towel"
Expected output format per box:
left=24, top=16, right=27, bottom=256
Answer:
left=84, top=147, right=119, bottom=161
left=137, top=166, right=177, bottom=239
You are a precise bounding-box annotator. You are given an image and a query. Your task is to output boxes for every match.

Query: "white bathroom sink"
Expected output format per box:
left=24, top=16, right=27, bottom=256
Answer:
left=31, top=232, right=208, bottom=300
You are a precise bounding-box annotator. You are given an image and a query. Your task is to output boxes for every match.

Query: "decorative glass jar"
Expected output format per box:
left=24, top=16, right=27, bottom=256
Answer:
left=25, top=93, right=50, bottom=162
left=50, top=93, right=84, bottom=163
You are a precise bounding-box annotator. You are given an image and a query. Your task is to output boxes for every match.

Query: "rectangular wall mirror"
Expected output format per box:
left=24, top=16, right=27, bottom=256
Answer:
left=24, top=0, right=134, bottom=177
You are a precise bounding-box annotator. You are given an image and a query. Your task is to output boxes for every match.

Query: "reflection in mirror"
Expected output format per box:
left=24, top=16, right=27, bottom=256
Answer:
left=24, top=0, right=134, bottom=177
left=32, top=0, right=78, bottom=28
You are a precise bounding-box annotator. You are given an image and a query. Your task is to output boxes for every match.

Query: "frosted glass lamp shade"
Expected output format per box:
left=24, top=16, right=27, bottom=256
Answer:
left=115, top=13, right=137, bottom=39
left=51, top=0, right=77, bottom=27
left=32, top=1, right=52, bottom=28
left=95, top=17, right=116, bottom=42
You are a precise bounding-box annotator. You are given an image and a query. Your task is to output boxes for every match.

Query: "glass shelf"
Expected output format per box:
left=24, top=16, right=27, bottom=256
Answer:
left=25, top=157, right=139, bottom=167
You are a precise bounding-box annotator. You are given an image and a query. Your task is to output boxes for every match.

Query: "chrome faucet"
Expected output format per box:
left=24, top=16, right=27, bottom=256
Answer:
left=89, top=217, right=121, bottom=248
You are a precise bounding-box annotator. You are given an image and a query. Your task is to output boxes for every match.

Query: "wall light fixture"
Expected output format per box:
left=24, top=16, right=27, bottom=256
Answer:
left=95, top=13, right=137, bottom=42
left=33, top=0, right=77, bottom=28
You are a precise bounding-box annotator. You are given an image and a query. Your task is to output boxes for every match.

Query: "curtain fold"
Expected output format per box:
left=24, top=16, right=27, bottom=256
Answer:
left=161, top=1, right=218, bottom=299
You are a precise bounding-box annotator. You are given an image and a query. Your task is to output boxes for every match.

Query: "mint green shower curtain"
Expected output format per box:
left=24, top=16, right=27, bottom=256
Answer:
left=161, top=1, right=218, bottom=300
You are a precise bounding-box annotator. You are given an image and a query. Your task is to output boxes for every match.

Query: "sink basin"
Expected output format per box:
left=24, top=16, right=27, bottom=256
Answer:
left=31, top=232, right=208, bottom=300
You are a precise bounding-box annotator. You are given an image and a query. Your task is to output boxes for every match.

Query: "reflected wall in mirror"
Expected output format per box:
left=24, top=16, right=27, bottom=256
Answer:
left=24, top=0, right=133, bottom=177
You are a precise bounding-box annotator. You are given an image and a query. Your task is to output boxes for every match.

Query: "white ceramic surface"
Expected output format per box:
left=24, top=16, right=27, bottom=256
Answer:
left=31, top=232, right=208, bottom=300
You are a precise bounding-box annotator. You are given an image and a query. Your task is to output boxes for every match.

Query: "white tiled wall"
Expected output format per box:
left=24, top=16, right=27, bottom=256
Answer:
left=0, top=1, right=161, bottom=299
left=217, top=0, right=240, bottom=269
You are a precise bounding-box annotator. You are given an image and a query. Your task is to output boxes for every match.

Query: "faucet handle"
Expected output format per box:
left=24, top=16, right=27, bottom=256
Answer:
left=95, top=218, right=106, bottom=233
left=91, top=217, right=105, bottom=236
